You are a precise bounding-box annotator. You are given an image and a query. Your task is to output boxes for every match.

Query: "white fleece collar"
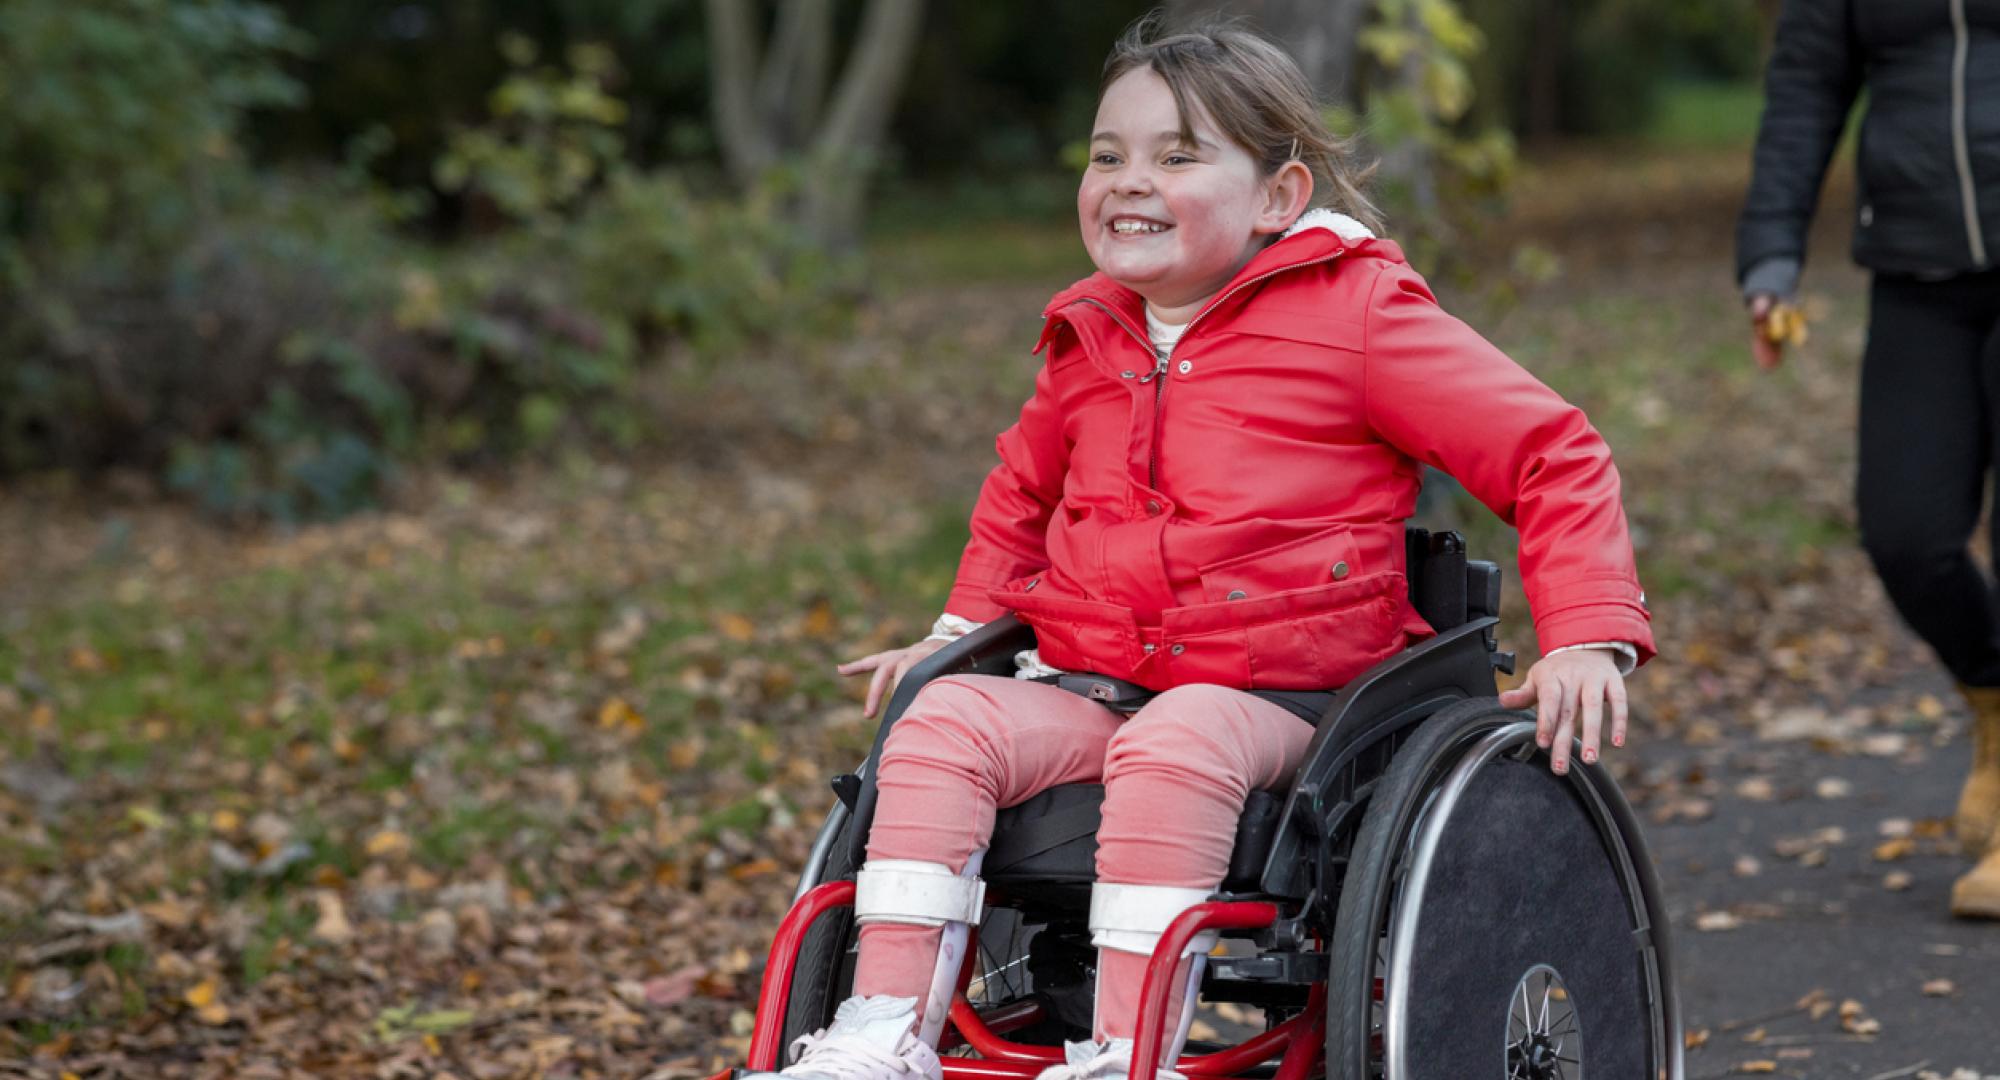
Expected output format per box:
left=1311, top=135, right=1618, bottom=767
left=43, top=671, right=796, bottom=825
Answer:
left=1281, top=207, right=1375, bottom=242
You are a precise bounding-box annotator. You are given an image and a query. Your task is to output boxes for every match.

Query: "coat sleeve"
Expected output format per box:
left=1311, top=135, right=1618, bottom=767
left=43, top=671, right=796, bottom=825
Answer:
left=1361, top=263, right=1656, bottom=664
left=1735, top=0, right=1863, bottom=284
left=944, top=343, right=1073, bottom=620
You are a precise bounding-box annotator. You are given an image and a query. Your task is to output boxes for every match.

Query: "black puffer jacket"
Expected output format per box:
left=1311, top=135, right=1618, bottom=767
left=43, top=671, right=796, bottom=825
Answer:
left=1736, top=0, right=2000, bottom=286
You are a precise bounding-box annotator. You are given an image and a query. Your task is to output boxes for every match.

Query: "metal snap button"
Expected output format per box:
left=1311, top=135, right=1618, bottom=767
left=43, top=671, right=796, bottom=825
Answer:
left=1330, top=561, right=1350, bottom=580
left=1145, top=499, right=1162, bottom=516
left=1170, top=643, right=1185, bottom=656
left=1176, top=359, right=1192, bottom=375
left=1121, top=370, right=1136, bottom=379
left=1226, top=589, right=1247, bottom=600
left=1143, top=643, right=1158, bottom=654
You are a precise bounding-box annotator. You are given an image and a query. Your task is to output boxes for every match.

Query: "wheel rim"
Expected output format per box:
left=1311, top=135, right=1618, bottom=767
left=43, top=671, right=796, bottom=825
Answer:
left=1377, top=720, right=1670, bottom=1080
left=1505, top=964, right=1580, bottom=1080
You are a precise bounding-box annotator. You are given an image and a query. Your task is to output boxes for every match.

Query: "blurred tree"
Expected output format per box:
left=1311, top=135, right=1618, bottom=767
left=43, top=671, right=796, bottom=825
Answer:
left=704, top=0, right=927, bottom=251
left=1165, top=0, right=1368, bottom=106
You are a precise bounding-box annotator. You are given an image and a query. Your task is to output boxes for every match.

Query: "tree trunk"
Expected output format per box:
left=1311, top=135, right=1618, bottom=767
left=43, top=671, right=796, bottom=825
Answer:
left=704, top=0, right=778, bottom=184
left=757, top=0, right=833, bottom=153
left=1376, top=3, right=1438, bottom=223
left=804, top=0, right=926, bottom=251
left=1164, top=0, right=1366, bottom=106
left=1522, top=0, right=1562, bottom=144
left=703, top=0, right=926, bottom=252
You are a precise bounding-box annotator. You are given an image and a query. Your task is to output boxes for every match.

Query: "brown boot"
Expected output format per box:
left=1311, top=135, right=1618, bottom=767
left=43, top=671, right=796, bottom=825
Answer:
left=1951, top=847, right=2000, bottom=919
left=1953, top=685, right=2000, bottom=856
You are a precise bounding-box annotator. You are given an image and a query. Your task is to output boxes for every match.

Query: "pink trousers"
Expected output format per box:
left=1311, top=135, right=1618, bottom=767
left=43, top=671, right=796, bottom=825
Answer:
left=854, top=675, right=1315, bottom=1040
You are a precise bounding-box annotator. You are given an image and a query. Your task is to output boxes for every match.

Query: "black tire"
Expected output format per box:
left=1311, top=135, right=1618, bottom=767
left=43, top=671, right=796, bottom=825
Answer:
left=1326, top=699, right=1681, bottom=1080
left=779, top=814, right=860, bottom=1046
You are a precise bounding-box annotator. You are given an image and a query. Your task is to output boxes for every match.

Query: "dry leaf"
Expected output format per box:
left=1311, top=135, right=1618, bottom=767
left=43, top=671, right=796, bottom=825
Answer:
left=717, top=613, right=757, bottom=642
left=365, top=829, right=412, bottom=860
left=1737, top=1061, right=1777, bottom=1074
left=1884, top=870, right=1914, bottom=891
left=1921, top=978, right=1955, bottom=997
left=1695, top=911, right=1741, bottom=932
left=1873, top=837, right=1915, bottom=862
left=312, top=890, right=354, bottom=944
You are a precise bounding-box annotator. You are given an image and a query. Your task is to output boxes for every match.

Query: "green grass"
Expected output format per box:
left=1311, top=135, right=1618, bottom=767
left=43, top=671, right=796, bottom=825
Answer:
left=1644, top=79, right=1765, bottom=148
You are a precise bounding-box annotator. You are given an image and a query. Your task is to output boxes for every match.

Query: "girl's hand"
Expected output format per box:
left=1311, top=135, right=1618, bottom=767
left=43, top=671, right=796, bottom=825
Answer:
left=1497, top=649, right=1627, bottom=775
left=839, top=638, right=951, bottom=718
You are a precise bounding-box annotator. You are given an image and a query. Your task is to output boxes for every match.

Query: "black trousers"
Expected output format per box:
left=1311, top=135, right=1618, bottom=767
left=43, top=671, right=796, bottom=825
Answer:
left=1857, top=269, right=2000, bottom=686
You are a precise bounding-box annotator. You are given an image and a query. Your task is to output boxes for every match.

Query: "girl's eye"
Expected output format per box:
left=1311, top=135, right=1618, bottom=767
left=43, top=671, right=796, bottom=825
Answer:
left=1092, top=153, right=1122, bottom=167
left=1162, top=153, right=1196, bottom=166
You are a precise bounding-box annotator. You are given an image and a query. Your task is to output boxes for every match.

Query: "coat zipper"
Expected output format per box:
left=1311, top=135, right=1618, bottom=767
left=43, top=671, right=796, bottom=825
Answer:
left=1950, top=0, right=1989, bottom=265
left=1072, top=249, right=1348, bottom=494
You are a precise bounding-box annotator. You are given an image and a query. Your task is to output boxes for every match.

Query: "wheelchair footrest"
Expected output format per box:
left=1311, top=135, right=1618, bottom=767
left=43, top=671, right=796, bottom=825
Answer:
left=1208, top=951, right=1329, bottom=986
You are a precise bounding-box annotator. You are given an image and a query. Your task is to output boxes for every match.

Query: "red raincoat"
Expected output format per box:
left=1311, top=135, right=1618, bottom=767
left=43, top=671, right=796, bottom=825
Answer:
left=944, top=223, right=1655, bottom=691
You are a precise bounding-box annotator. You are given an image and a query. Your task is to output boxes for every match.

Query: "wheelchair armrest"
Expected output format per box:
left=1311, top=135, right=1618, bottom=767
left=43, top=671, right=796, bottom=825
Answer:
left=846, top=615, right=1038, bottom=864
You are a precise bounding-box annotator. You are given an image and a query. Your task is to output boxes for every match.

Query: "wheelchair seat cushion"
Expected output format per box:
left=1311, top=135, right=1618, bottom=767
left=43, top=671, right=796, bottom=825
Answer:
left=983, top=783, right=1284, bottom=894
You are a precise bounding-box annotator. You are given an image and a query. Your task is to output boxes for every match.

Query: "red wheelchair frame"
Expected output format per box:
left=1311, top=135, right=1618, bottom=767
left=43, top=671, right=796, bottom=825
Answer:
left=710, top=881, right=1331, bottom=1080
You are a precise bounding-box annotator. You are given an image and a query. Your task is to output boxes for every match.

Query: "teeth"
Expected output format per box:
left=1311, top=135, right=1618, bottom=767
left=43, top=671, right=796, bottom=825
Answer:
left=1111, top=220, right=1168, bottom=234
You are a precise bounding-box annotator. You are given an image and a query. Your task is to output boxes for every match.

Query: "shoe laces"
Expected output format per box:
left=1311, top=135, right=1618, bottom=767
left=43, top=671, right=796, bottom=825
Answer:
left=783, top=1028, right=920, bottom=1080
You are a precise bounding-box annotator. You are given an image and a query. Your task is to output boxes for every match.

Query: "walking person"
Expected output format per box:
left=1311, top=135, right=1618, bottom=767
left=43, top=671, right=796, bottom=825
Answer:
left=1737, top=0, right=2000, bottom=917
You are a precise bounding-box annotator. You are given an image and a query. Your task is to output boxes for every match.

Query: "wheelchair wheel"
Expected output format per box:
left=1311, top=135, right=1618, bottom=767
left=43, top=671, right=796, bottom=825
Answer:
left=780, top=806, right=859, bottom=1046
left=778, top=809, right=1089, bottom=1050
left=1326, top=699, right=1682, bottom=1080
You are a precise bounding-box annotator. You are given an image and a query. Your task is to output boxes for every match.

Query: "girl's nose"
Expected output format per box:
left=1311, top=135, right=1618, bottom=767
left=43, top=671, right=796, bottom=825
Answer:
left=1114, top=164, right=1153, bottom=197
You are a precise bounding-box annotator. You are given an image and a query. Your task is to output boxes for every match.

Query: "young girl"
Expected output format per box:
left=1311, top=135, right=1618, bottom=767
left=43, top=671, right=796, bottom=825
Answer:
left=753, top=19, right=1654, bottom=1080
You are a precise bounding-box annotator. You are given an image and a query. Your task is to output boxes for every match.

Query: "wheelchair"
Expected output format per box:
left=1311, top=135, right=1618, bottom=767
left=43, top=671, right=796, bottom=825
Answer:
left=720, top=530, right=1683, bottom=1080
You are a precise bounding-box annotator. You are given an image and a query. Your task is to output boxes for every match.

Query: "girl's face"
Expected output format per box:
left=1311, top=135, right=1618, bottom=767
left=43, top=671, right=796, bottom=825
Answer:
left=1079, top=67, right=1306, bottom=319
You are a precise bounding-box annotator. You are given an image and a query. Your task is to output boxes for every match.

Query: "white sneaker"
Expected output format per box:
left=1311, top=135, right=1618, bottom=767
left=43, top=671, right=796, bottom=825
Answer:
left=1032, top=1038, right=1186, bottom=1080
left=744, top=995, right=942, bottom=1080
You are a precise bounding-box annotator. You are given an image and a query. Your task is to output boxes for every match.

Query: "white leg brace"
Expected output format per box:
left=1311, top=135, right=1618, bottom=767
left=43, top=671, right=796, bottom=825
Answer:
left=1087, top=882, right=1216, bottom=1059
left=853, top=853, right=986, bottom=1047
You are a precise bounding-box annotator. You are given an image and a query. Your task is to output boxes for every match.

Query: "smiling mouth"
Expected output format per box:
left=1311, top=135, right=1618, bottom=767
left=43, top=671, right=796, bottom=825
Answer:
left=1110, top=219, right=1172, bottom=235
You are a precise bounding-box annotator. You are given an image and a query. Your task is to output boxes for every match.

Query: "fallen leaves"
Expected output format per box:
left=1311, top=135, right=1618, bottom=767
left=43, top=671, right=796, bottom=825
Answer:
left=183, top=978, right=230, bottom=1026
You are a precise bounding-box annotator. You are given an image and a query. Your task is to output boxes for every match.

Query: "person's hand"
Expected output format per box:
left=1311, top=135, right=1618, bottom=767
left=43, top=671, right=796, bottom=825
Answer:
left=1749, top=293, right=1784, bottom=370
left=839, top=638, right=951, bottom=717
left=1497, top=648, right=1627, bottom=775
left=1748, top=293, right=1807, bottom=371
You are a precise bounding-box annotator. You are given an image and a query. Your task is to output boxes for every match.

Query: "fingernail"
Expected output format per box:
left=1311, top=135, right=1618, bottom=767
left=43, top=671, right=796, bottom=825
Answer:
left=1583, top=749, right=1596, bottom=763
left=1614, top=735, right=1624, bottom=747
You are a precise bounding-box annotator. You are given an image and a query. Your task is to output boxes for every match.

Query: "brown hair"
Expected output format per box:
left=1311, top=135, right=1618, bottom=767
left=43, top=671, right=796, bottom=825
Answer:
left=1100, top=12, right=1381, bottom=235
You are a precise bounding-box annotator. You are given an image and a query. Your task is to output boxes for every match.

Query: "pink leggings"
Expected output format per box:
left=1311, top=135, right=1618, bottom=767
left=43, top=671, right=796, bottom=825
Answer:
left=855, top=675, right=1315, bottom=1040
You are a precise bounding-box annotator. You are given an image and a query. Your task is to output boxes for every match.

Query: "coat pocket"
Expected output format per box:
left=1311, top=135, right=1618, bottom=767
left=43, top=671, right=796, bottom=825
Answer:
left=1197, top=524, right=1363, bottom=603
left=988, top=578, right=1145, bottom=676
left=1164, top=569, right=1407, bottom=691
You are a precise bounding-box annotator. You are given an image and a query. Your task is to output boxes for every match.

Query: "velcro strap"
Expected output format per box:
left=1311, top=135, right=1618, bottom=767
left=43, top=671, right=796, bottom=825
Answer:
left=854, top=860, right=986, bottom=928
left=1089, top=882, right=1217, bottom=957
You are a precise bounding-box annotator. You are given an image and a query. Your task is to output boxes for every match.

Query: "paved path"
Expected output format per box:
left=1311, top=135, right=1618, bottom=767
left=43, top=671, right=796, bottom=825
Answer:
left=1643, top=675, right=2000, bottom=1079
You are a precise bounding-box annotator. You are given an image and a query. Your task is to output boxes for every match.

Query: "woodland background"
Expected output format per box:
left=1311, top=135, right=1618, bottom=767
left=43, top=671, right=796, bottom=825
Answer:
left=12, top=2, right=1995, bottom=1078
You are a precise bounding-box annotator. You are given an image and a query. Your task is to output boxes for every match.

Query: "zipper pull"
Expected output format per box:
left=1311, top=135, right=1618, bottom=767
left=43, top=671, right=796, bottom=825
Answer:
left=1138, top=354, right=1169, bottom=384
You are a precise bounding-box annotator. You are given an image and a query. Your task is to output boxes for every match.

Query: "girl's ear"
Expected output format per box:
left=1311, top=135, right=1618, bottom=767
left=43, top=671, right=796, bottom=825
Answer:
left=1254, top=159, right=1315, bottom=236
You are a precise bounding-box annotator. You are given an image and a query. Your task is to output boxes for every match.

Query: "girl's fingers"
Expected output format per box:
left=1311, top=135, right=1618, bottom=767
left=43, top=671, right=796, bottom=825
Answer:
left=864, top=661, right=896, bottom=717
left=1497, top=673, right=1536, bottom=710
left=1536, top=675, right=1562, bottom=754
left=1542, top=676, right=1573, bottom=773
left=1579, top=676, right=1605, bottom=765
left=838, top=652, right=887, bottom=676
left=1609, top=678, right=1629, bottom=748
